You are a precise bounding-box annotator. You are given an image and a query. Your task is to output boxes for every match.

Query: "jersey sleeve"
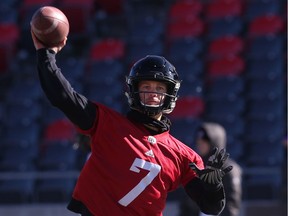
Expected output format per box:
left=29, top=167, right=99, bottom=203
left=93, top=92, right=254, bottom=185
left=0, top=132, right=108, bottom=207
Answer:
left=179, top=146, right=204, bottom=187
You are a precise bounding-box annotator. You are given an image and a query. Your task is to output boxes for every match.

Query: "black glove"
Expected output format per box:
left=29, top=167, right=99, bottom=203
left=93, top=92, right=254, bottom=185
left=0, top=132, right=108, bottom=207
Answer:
left=189, top=147, right=233, bottom=187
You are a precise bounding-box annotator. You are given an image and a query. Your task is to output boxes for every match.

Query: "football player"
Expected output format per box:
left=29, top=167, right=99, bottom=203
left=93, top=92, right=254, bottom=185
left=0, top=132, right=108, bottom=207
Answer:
left=31, top=32, right=232, bottom=216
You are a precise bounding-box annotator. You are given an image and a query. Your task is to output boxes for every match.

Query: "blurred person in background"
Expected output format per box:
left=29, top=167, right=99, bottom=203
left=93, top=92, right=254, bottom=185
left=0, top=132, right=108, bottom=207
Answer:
left=180, top=122, right=242, bottom=216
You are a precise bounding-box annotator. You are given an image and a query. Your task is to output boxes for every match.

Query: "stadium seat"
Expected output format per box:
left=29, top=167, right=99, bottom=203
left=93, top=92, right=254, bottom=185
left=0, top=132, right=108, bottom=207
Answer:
left=0, top=179, right=35, bottom=203
left=205, top=0, right=243, bottom=19
left=247, top=97, right=285, bottom=121
left=169, top=117, right=202, bottom=147
left=4, top=100, right=42, bottom=127
left=0, top=145, right=37, bottom=171
left=86, top=80, right=124, bottom=110
left=166, top=17, right=205, bottom=40
left=246, top=138, right=284, bottom=166
left=178, top=78, right=203, bottom=97
left=247, top=35, right=284, bottom=60
left=2, top=122, right=41, bottom=148
left=207, top=55, right=245, bottom=77
left=95, top=0, right=124, bottom=15
left=94, top=14, right=127, bottom=39
left=167, top=37, right=204, bottom=61
left=35, top=178, right=75, bottom=202
left=43, top=118, right=76, bottom=143
left=245, top=118, right=285, bottom=143
left=85, top=59, right=124, bottom=85
left=168, top=0, right=203, bottom=21
left=246, top=57, right=285, bottom=80
left=205, top=97, right=245, bottom=120
left=226, top=138, right=244, bottom=162
left=248, top=14, right=285, bottom=37
left=172, top=58, right=204, bottom=80
left=207, top=16, right=243, bottom=39
left=127, top=15, right=164, bottom=42
left=245, top=0, right=282, bottom=21
left=58, top=0, right=95, bottom=36
left=5, top=78, right=42, bottom=103
left=247, top=78, right=285, bottom=100
left=127, top=39, right=164, bottom=65
left=169, top=96, right=205, bottom=120
left=0, top=23, right=20, bottom=73
left=206, top=76, right=244, bottom=100
left=205, top=114, right=245, bottom=139
left=243, top=173, right=282, bottom=199
left=208, top=35, right=244, bottom=58
left=89, top=38, right=126, bottom=61
left=38, top=141, right=78, bottom=171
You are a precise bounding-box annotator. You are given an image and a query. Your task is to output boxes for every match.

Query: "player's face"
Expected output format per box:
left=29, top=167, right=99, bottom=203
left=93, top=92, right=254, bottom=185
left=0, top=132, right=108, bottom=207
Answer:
left=138, top=80, right=167, bottom=107
left=196, top=139, right=211, bottom=157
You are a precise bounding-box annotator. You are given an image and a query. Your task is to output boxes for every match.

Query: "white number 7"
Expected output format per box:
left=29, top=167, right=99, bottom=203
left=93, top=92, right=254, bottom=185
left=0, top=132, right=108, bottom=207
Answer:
left=118, top=158, right=161, bottom=206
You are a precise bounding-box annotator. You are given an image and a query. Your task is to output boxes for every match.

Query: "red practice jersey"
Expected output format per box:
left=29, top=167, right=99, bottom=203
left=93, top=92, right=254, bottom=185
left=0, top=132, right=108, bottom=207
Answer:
left=73, top=103, right=204, bottom=215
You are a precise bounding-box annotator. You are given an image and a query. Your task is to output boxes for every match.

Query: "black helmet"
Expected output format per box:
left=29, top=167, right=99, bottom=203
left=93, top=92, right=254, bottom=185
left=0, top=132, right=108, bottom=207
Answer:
left=125, top=55, right=181, bottom=116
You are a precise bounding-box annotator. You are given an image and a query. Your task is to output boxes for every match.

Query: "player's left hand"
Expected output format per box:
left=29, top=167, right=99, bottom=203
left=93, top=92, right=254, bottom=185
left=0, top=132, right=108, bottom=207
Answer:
left=189, top=147, right=233, bottom=186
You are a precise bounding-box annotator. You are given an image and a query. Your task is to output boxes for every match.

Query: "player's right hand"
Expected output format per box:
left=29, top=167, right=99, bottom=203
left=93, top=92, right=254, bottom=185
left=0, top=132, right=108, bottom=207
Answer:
left=31, top=30, right=67, bottom=53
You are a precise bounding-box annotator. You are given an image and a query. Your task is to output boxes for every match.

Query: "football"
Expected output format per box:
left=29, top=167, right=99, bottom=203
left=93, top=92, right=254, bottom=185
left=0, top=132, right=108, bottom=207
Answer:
left=30, top=6, right=69, bottom=47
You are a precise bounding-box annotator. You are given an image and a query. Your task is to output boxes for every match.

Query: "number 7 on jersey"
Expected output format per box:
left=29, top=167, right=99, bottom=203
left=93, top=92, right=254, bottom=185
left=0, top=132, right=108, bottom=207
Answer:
left=118, top=158, right=161, bottom=206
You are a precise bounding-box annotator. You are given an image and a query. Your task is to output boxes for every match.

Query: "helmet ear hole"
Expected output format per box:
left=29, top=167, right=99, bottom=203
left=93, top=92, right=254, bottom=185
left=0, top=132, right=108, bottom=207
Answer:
left=126, top=55, right=181, bottom=116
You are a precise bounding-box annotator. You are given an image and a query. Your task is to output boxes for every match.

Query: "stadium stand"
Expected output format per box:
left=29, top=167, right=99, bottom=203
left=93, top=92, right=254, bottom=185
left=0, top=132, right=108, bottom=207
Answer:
left=0, top=1, right=286, bottom=215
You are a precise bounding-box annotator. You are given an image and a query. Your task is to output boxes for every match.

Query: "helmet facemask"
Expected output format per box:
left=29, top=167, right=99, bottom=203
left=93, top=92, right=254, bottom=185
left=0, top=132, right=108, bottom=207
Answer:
left=125, top=55, right=181, bottom=117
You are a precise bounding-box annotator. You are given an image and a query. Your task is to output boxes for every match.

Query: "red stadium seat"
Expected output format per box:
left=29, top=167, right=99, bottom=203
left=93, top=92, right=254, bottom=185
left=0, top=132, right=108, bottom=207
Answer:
left=207, top=55, right=245, bottom=77
left=248, top=14, right=285, bottom=37
left=167, top=17, right=205, bottom=40
left=208, top=35, right=245, bottom=58
left=58, top=0, right=95, bottom=35
left=169, top=96, right=205, bottom=119
left=0, top=23, right=20, bottom=73
left=206, top=0, right=243, bottom=19
left=89, top=38, right=126, bottom=61
left=43, top=118, right=76, bottom=143
left=95, top=0, right=124, bottom=15
left=168, top=0, right=203, bottom=21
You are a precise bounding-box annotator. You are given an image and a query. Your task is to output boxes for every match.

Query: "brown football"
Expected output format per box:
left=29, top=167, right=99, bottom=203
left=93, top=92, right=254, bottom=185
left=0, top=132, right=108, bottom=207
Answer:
left=30, top=6, right=69, bottom=47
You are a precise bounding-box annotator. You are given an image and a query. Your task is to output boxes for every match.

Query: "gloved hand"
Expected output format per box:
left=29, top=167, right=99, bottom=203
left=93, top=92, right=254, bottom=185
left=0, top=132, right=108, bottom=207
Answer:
left=189, top=148, right=233, bottom=188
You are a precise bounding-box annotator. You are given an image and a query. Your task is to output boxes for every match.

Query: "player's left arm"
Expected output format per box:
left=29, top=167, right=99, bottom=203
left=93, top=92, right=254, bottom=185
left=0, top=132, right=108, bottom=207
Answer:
left=184, top=148, right=233, bottom=215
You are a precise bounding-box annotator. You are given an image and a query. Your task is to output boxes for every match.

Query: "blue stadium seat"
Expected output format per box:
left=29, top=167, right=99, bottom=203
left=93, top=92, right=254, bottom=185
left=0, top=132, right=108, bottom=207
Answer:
left=245, top=118, right=285, bottom=144
left=0, top=145, right=37, bottom=171
left=0, top=179, right=35, bottom=203
left=245, top=0, right=282, bottom=21
left=4, top=100, right=42, bottom=127
left=246, top=57, right=285, bottom=80
left=35, top=178, right=75, bottom=203
left=247, top=97, right=285, bottom=121
left=127, top=15, right=165, bottom=42
left=170, top=118, right=202, bottom=147
left=207, top=17, right=244, bottom=39
left=167, top=37, right=204, bottom=61
left=1, top=122, right=41, bottom=149
left=178, top=78, right=203, bottom=97
left=247, top=35, right=284, bottom=60
left=205, top=97, right=245, bottom=120
left=243, top=171, right=281, bottom=199
left=85, top=59, right=124, bottom=85
left=247, top=78, right=285, bottom=100
left=172, top=58, right=204, bottom=80
left=38, top=141, right=79, bottom=171
left=206, top=76, right=244, bottom=100
left=127, top=39, right=164, bottom=64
